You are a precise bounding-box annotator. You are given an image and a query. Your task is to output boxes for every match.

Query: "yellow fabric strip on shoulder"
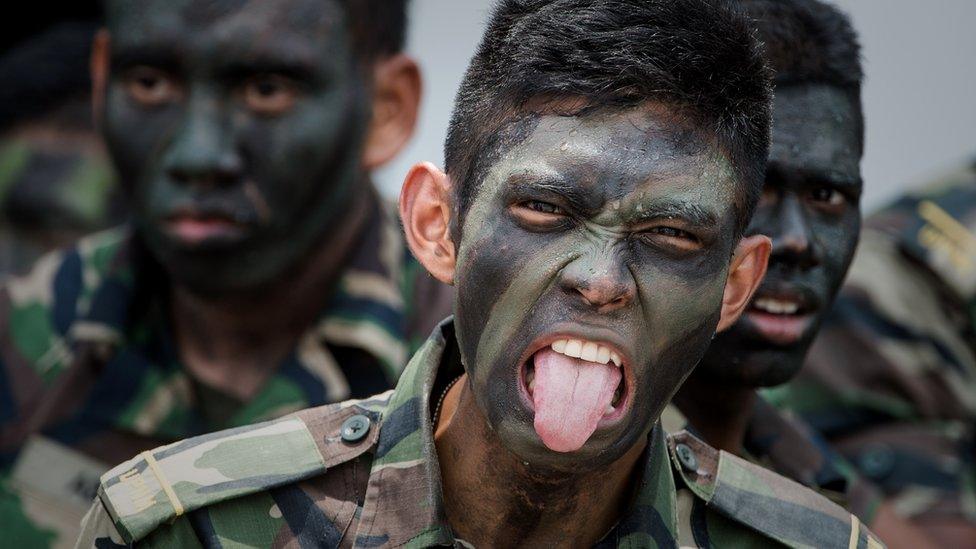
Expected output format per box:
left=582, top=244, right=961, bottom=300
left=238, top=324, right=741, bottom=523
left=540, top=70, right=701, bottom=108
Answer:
left=140, top=450, right=184, bottom=518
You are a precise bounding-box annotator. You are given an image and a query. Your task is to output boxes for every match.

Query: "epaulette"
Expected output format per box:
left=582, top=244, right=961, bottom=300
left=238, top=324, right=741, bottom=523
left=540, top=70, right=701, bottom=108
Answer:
left=668, top=430, right=885, bottom=549
left=97, top=392, right=393, bottom=543
left=867, top=163, right=976, bottom=303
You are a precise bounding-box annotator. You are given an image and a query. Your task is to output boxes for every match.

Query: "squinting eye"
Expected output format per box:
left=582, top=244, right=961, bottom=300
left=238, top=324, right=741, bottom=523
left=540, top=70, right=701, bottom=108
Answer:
left=242, top=75, right=299, bottom=115
left=640, top=226, right=701, bottom=252
left=510, top=200, right=569, bottom=229
left=647, top=226, right=693, bottom=240
left=810, top=187, right=845, bottom=207
left=524, top=200, right=565, bottom=215
left=123, top=67, right=182, bottom=107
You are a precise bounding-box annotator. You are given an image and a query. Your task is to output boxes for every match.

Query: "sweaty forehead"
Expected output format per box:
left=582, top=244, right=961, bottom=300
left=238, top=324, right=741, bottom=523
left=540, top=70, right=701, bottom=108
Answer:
left=486, top=108, right=736, bottom=207
left=107, top=0, right=346, bottom=55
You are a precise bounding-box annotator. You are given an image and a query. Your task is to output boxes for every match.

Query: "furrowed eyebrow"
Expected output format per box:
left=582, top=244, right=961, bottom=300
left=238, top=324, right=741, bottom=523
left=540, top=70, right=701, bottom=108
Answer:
left=634, top=202, right=719, bottom=228
left=507, top=174, right=600, bottom=213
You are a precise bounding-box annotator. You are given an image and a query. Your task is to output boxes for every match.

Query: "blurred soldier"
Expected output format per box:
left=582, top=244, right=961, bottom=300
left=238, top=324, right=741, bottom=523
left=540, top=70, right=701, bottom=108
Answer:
left=0, top=0, right=450, bottom=546
left=0, top=8, right=124, bottom=275
left=75, top=1, right=882, bottom=546
left=668, top=2, right=934, bottom=545
left=769, top=156, right=976, bottom=546
left=0, top=8, right=125, bottom=546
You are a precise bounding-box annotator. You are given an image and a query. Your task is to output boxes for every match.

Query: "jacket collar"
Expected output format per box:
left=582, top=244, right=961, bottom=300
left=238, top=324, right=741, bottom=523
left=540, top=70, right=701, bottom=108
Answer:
left=67, top=191, right=407, bottom=394
left=354, top=319, right=679, bottom=547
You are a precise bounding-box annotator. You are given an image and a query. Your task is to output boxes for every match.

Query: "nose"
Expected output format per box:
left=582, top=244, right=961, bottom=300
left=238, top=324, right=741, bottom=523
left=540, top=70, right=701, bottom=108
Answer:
left=163, top=92, right=242, bottom=188
left=559, top=247, right=636, bottom=313
left=768, top=195, right=821, bottom=270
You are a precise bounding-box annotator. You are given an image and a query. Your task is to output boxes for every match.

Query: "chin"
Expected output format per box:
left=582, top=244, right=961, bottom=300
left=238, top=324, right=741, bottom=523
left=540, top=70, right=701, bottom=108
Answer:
left=731, top=347, right=807, bottom=388
left=501, top=426, right=642, bottom=473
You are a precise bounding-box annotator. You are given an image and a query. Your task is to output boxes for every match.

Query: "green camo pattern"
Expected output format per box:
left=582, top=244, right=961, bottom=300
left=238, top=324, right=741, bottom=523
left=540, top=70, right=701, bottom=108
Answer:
left=663, top=399, right=883, bottom=524
left=0, top=135, right=123, bottom=275
left=76, top=320, right=883, bottom=548
left=768, top=156, right=976, bottom=523
left=0, top=194, right=452, bottom=548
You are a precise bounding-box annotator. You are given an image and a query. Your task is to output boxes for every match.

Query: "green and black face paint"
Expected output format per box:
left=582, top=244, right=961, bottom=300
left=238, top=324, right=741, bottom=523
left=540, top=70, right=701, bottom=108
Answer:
left=452, top=106, right=744, bottom=472
left=101, top=0, right=373, bottom=293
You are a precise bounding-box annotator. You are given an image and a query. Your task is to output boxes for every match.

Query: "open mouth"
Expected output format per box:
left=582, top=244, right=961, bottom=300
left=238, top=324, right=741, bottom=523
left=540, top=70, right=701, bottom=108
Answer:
left=524, top=339, right=626, bottom=413
left=518, top=335, right=632, bottom=452
left=743, top=291, right=818, bottom=346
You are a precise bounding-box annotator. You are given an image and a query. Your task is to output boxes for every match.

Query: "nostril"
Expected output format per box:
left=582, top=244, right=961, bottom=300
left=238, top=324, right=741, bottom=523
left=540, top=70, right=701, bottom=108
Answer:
left=167, top=166, right=241, bottom=188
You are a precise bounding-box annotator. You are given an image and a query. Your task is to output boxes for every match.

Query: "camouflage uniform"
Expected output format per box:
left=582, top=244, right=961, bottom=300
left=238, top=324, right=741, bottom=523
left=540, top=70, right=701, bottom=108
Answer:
left=76, top=320, right=883, bottom=548
left=662, top=398, right=882, bottom=524
left=0, top=133, right=124, bottom=275
left=766, top=156, right=976, bottom=524
left=0, top=192, right=452, bottom=547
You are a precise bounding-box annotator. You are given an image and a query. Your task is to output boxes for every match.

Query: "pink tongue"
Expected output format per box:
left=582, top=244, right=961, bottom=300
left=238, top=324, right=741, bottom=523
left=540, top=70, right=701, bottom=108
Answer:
left=532, top=348, right=622, bottom=452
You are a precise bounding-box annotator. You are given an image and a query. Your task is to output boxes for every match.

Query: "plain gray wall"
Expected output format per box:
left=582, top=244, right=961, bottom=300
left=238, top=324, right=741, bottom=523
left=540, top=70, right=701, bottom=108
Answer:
left=376, top=0, right=976, bottom=212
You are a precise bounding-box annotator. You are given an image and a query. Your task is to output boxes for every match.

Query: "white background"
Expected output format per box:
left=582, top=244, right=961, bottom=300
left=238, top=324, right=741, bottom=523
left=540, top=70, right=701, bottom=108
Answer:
left=375, top=0, right=976, bottom=212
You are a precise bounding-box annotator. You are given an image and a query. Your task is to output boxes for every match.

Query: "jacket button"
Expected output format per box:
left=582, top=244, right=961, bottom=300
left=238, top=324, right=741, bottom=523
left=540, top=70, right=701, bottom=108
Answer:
left=858, top=445, right=896, bottom=481
left=340, top=414, right=371, bottom=443
left=676, top=443, right=698, bottom=472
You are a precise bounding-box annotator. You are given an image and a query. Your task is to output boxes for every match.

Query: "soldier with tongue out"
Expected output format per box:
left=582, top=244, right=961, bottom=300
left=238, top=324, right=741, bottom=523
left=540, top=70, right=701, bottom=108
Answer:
left=76, top=1, right=884, bottom=547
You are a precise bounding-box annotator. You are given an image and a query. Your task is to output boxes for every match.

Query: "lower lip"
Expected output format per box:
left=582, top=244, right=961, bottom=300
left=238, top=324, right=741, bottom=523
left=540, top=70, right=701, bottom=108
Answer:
left=518, top=351, right=630, bottom=426
left=164, top=218, right=247, bottom=245
left=743, top=310, right=815, bottom=345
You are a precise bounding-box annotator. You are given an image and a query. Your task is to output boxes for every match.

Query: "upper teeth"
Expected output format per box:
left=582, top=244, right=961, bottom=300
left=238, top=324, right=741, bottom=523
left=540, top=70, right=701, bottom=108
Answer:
left=754, top=298, right=799, bottom=315
left=551, top=339, right=622, bottom=367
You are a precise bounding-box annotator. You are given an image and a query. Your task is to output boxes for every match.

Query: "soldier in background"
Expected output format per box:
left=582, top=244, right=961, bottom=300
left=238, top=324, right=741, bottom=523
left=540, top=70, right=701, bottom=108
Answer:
left=0, top=6, right=124, bottom=275
left=0, top=0, right=451, bottom=546
left=0, top=7, right=126, bottom=546
left=668, top=3, right=936, bottom=545
left=76, top=1, right=881, bottom=546
left=768, top=155, right=976, bottom=547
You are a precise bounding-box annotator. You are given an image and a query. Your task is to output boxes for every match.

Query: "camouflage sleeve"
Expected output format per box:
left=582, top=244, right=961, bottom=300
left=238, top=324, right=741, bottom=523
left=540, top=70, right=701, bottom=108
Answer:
left=74, top=498, right=127, bottom=549
left=669, top=431, right=886, bottom=548
left=0, top=249, right=74, bottom=467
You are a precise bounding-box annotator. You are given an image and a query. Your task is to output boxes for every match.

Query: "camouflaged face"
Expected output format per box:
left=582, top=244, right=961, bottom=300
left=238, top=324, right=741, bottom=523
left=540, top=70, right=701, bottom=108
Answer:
left=75, top=320, right=881, bottom=548
left=768, top=157, right=976, bottom=524
left=0, top=194, right=452, bottom=548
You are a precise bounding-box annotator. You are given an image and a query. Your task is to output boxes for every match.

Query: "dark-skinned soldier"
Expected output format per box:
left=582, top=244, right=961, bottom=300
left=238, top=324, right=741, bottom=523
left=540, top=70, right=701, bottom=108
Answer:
left=769, top=156, right=976, bottom=547
left=76, top=1, right=882, bottom=547
left=669, top=2, right=932, bottom=546
left=0, top=1, right=450, bottom=546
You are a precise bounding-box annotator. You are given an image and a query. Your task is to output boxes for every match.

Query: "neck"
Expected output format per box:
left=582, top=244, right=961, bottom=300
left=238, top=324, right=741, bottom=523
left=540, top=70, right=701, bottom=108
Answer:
left=171, top=186, right=372, bottom=400
left=672, top=366, right=756, bottom=454
left=435, top=379, right=645, bottom=547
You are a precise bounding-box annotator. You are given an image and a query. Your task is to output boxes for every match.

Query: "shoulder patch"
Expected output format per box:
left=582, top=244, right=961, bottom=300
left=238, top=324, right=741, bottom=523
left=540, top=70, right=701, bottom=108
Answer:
left=98, top=400, right=382, bottom=543
left=668, top=431, right=885, bottom=549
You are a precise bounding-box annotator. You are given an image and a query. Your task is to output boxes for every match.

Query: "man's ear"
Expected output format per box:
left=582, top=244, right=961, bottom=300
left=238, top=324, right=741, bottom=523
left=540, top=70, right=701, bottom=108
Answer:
left=716, top=235, right=771, bottom=332
left=90, top=30, right=110, bottom=131
left=399, top=162, right=456, bottom=285
left=362, top=54, right=422, bottom=170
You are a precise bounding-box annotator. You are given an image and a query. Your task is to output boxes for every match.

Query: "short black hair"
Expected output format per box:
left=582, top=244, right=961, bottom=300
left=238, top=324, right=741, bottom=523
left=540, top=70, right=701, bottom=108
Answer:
left=101, top=0, right=410, bottom=60
left=341, top=0, right=411, bottom=59
left=0, top=21, right=100, bottom=131
left=445, top=0, right=772, bottom=236
left=741, top=0, right=864, bottom=147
